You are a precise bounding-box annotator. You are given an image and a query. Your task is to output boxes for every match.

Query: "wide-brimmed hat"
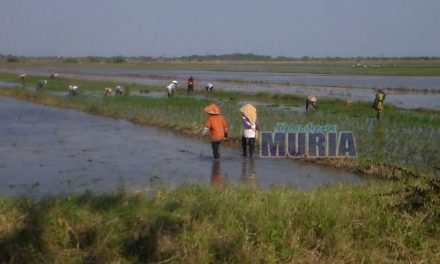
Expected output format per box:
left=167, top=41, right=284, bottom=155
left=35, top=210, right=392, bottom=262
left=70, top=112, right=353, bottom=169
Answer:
left=204, top=104, right=221, bottom=114
left=240, top=104, right=257, bottom=124
left=307, top=96, right=317, bottom=103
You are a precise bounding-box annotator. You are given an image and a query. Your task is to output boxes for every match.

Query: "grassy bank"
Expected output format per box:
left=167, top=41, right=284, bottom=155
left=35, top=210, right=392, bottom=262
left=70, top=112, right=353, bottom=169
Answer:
left=0, top=71, right=439, bottom=178
left=1, top=176, right=439, bottom=263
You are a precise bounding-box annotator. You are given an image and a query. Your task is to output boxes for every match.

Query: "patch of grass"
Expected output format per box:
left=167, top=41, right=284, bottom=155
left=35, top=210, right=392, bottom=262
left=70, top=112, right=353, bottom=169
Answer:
left=0, top=178, right=439, bottom=263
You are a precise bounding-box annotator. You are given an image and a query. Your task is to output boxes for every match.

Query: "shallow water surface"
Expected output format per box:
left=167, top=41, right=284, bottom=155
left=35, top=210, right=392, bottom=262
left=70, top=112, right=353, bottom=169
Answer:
left=0, top=97, right=366, bottom=197
left=2, top=65, right=440, bottom=109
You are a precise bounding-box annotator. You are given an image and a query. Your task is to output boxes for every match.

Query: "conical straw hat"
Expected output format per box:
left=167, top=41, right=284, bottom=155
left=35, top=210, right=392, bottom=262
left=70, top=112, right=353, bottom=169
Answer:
left=204, top=104, right=221, bottom=114
left=240, top=104, right=257, bottom=124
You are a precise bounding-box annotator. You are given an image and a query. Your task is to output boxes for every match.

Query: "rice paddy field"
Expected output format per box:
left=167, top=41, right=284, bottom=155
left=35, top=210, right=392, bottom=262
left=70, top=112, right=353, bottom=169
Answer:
left=0, top=70, right=438, bottom=175
left=1, top=60, right=439, bottom=262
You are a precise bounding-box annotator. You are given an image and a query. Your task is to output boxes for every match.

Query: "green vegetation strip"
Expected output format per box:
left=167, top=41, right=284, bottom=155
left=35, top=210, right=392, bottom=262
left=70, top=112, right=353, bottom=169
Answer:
left=2, top=57, right=440, bottom=75
left=1, top=178, right=439, bottom=263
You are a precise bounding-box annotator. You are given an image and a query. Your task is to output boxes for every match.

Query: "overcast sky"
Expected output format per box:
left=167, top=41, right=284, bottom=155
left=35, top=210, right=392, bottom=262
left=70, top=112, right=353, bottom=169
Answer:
left=1, top=0, right=439, bottom=57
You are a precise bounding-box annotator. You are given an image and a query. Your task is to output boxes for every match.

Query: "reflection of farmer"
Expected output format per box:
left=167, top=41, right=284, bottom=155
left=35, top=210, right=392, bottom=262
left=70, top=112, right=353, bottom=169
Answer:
left=372, top=89, right=386, bottom=119
left=240, top=104, right=260, bottom=158
left=202, top=104, right=228, bottom=159
left=187, top=76, right=195, bottom=95
left=306, top=96, right=318, bottom=111
left=241, top=159, right=258, bottom=188
left=211, top=159, right=224, bottom=187
left=167, top=80, right=178, bottom=98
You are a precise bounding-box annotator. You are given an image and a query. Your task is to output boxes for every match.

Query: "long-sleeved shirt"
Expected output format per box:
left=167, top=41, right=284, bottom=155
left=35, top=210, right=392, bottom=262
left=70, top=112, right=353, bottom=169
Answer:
left=242, top=115, right=259, bottom=138
left=204, top=114, right=228, bottom=141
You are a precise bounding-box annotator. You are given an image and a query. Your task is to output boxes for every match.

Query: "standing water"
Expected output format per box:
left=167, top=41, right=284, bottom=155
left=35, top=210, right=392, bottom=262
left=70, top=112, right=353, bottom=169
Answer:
left=2, top=65, right=440, bottom=109
left=0, top=96, right=366, bottom=197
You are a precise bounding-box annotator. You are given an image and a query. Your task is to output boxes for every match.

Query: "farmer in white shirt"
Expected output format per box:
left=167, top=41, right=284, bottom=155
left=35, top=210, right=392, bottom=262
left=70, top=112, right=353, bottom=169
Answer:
left=167, top=80, right=178, bottom=98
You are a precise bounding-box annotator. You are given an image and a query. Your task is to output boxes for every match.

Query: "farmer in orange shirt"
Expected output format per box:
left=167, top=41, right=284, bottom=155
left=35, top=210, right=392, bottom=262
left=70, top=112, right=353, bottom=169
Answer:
left=202, top=104, right=228, bottom=159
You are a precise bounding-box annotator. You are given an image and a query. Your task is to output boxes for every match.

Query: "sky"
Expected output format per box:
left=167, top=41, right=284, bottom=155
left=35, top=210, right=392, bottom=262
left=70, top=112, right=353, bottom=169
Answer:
left=1, top=0, right=439, bottom=58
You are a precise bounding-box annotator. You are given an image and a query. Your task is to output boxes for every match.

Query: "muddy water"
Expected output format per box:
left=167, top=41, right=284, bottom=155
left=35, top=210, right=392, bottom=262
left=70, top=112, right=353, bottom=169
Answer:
left=0, top=97, right=366, bottom=197
left=0, top=81, right=21, bottom=88
left=2, top=66, right=440, bottom=109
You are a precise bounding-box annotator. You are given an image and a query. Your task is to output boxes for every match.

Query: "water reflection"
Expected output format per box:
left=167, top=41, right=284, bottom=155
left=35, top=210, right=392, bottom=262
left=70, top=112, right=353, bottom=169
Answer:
left=374, top=122, right=385, bottom=160
left=210, top=159, right=224, bottom=187
left=210, top=158, right=259, bottom=188
left=241, top=159, right=259, bottom=188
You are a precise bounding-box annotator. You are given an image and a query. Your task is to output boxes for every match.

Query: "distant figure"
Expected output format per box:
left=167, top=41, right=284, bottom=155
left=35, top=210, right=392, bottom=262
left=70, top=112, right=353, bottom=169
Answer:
left=104, top=87, right=112, bottom=96
left=202, top=104, right=228, bottom=159
left=166, top=80, right=178, bottom=97
left=68, top=85, right=79, bottom=96
left=240, top=104, right=260, bottom=158
left=187, top=76, right=195, bottom=95
left=372, top=89, right=386, bottom=119
left=50, top=73, right=59, bottom=79
left=205, top=83, right=214, bottom=93
left=306, top=96, right=318, bottom=111
left=115, top=85, right=124, bottom=95
left=36, top=80, right=47, bottom=90
left=19, top=74, right=26, bottom=88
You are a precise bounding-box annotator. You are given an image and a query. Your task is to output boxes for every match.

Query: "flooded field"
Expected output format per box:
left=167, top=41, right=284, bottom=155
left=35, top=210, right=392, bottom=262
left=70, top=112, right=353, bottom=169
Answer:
left=2, top=65, right=440, bottom=109
left=0, top=96, right=366, bottom=197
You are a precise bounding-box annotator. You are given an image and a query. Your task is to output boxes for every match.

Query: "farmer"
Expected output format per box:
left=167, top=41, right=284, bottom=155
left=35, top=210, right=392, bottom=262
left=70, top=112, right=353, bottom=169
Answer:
left=19, top=74, right=26, bottom=88
left=306, top=96, right=318, bottom=111
left=202, top=104, right=228, bottom=159
left=372, top=89, right=386, bottom=119
left=104, top=87, right=112, bottom=96
left=115, top=85, right=124, bottom=95
left=187, top=76, right=195, bottom=95
left=240, top=104, right=260, bottom=157
left=50, top=73, right=59, bottom=79
left=166, top=80, right=178, bottom=98
left=36, top=80, right=47, bottom=90
left=68, top=85, right=79, bottom=96
left=205, top=83, right=214, bottom=93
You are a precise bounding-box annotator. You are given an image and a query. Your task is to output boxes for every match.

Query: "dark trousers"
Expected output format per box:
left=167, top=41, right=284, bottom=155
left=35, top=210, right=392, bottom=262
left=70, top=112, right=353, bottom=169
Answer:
left=242, top=136, right=256, bottom=157
left=211, top=141, right=221, bottom=159
left=187, top=84, right=194, bottom=94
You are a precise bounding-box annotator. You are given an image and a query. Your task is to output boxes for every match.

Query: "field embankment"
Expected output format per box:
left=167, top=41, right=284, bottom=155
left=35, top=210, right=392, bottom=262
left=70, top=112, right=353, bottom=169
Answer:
left=1, top=177, right=439, bottom=263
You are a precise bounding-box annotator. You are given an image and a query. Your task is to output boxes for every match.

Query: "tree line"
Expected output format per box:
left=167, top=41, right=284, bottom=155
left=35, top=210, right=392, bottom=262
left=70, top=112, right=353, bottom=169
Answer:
left=1, top=53, right=439, bottom=63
